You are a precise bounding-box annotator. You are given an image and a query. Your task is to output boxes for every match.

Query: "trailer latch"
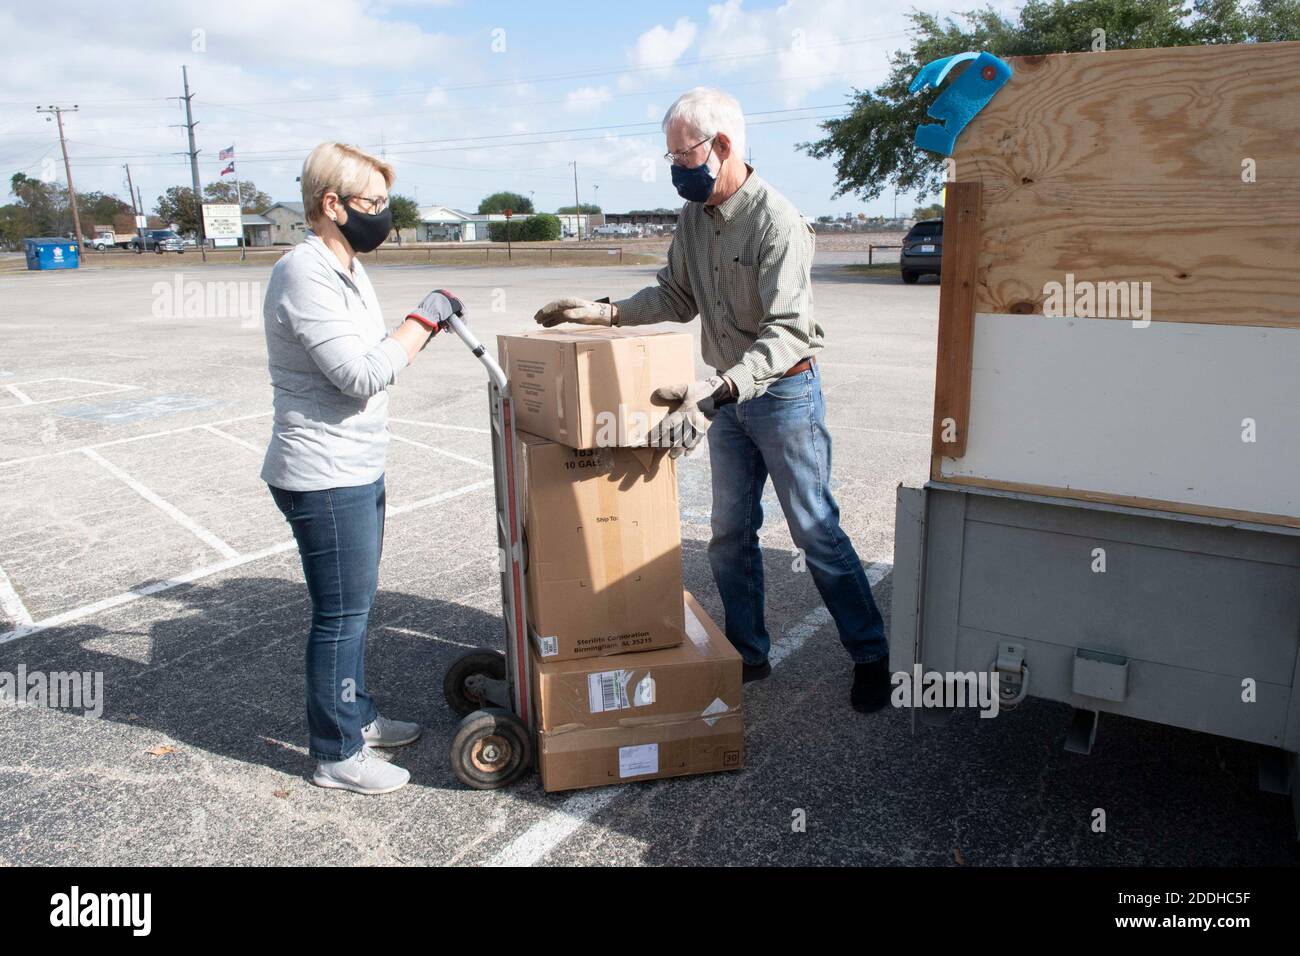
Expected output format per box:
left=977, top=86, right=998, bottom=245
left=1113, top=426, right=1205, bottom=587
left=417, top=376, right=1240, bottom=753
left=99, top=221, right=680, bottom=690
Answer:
left=992, top=642, right=1029, bottom=708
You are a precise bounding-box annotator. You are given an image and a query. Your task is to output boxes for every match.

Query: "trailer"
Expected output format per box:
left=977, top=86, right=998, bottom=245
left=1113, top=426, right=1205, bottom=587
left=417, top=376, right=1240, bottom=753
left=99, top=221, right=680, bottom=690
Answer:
left=892, top=481, right=1300, bottom=838
left=899, top=40, right=1300, bottom=837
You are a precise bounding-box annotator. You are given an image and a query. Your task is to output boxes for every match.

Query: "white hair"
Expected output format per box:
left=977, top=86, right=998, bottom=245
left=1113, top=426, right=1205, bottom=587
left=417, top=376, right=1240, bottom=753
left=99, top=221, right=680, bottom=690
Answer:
left=662, top=87, right=746, bottom=161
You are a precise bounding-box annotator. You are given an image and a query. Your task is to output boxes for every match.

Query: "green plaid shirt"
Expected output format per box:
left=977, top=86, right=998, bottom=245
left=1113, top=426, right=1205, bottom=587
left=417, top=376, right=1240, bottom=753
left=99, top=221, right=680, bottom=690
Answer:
left=613, top=169, right=822, bottom=402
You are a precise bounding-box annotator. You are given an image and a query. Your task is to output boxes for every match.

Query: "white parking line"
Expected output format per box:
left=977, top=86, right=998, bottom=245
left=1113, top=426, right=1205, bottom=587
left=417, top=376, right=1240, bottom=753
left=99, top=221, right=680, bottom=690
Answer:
left=0, top=564, right=33, bottom=628
left=3, top=384, right=33, bottom=405
left=389, top=416, right=490, bottom=435
left=82, top=447, right=240, bottom=560
left=0, top=477, right=494, bottom=645
left=389, top=432, right=492, bottom=471
left=202, top=424, right=263, bottom=454
left=484, top=559, right=895, bottom=867
left=0, top=377, right=139, bottom=412
left=0, top=411, right=273, bottom=469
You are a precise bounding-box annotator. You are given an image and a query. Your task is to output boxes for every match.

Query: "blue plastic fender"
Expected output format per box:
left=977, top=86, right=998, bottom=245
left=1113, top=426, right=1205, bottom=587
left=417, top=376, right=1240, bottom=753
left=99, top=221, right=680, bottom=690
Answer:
left=909, top=51, right=1013, bottom=156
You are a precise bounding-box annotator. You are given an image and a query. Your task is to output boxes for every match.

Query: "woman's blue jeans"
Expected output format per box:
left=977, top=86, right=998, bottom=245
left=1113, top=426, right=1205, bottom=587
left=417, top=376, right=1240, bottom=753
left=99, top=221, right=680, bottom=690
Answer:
left=269, top=475, right=385, bottom=762
left=706, top=365, right=887, bottom=666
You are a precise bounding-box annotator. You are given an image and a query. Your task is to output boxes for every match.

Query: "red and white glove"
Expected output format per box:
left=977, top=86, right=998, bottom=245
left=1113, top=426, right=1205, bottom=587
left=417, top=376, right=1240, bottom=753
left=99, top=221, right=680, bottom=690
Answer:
left=406, top=289, right=466, bottom=335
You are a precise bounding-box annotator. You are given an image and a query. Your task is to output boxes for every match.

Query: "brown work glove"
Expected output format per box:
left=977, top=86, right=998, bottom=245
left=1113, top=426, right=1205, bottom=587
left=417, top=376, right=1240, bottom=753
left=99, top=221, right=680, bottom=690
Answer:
left=533, top=297, right=615, bottom=328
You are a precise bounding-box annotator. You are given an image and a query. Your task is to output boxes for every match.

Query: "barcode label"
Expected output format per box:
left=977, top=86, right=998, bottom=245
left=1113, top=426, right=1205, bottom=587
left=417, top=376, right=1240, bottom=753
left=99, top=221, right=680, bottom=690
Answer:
left=536, top=634, right=558, bottom=657
left=587, top=670, right=631, bottom=713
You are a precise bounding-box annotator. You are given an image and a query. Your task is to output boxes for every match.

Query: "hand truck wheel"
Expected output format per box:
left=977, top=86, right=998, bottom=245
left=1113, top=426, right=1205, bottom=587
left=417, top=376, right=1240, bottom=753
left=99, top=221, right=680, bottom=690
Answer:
left=449, top=707, right=533, bottom=790
left=442, top=648, right=507, bottom=716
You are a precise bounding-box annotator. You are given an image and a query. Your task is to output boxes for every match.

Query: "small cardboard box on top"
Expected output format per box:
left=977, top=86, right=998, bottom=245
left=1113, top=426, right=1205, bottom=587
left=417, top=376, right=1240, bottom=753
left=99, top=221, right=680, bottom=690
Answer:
left=498, top=328, right=696, bottom=449
left=532, top=591, right=745, bottom=792
left=519, top=430, right=685, bottom=662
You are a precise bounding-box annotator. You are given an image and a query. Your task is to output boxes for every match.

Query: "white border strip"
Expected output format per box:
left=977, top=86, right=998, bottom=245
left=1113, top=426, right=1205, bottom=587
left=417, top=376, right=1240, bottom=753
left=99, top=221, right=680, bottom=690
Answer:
left=201, top=424, right=263, bottom=454
left=0, top=563, right=33, bottom=628
left=3, top=384, right=33, bottom=405
left=82, top=447, right=240, bottom=559
left=0, top=477, right=494, bottom=645
left=0, top=412, right=273, bottom=469
left=389, top=432, right=492, bottom=471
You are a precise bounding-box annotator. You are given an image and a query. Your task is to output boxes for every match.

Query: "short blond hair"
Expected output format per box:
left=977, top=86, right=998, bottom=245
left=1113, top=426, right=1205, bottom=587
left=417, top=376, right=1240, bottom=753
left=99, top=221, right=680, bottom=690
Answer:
left=300, top=142, right=395, bottom=224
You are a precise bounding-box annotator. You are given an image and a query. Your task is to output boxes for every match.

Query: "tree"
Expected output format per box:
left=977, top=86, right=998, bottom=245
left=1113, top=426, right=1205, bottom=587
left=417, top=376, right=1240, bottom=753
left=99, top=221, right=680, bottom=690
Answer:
left=801, top=0, right=1300, bottom=202
left=203, top=180, right=272, bottom=214
left=913, top=203, right=944, bottom=219
left=156, top=186, right=202, bottom=233
left=557, top=203, right=600, bottom=214
left=77, top=191, right=132, bottom=228
left=488, top=213, right=561, bottom=242
left=7, top=173, right=60, bottom=237
left=388, top=194, right=420, bottom=244
left=478, top=191, right=534, bottom=215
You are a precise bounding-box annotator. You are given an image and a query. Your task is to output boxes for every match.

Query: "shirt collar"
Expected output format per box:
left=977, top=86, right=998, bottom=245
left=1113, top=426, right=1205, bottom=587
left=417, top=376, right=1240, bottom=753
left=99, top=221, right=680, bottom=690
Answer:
left=709, top=165, right=761, bottom=223
left=303, top=229, right=358, bottom=282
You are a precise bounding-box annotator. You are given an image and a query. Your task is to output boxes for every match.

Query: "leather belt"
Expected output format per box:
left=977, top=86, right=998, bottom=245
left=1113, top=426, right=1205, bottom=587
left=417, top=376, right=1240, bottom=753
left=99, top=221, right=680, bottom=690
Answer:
left=781, top=357, right=816, bottom=378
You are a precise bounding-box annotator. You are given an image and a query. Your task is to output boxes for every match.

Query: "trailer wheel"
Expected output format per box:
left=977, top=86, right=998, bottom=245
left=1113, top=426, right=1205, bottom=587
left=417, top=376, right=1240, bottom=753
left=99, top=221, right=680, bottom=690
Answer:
left=443, top=649, right=506, bottom=716
left=450, top=708, right=532, bottom=790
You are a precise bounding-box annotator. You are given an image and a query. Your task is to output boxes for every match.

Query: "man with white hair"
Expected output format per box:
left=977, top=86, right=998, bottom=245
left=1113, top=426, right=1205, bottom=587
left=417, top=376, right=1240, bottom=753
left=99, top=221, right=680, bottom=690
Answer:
left=535, top=87, right=889, bottom=713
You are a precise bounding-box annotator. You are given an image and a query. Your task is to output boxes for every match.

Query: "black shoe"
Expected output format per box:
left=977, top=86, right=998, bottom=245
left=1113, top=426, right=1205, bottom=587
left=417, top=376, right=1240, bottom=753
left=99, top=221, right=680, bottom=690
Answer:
left=851, top=658, right=891, bottom=713
left=742, top=660, right=772, bottom=684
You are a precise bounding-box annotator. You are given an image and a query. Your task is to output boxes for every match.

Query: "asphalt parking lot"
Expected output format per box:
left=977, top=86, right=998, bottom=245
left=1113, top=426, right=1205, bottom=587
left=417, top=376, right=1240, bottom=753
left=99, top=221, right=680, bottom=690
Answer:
left=1, top=254, right=1297, bottom=866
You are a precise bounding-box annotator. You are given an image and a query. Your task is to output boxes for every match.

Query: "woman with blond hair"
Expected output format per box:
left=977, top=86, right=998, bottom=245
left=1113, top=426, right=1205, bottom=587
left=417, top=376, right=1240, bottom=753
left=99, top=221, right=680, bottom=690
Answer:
left=262, top=142, right=460, bottom=794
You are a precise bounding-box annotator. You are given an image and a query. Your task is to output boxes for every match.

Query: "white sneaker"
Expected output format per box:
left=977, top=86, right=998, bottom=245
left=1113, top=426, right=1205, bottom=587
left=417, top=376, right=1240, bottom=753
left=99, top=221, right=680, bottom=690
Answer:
left=313, top=746, right=410, bottom=795
left=362, top=714, right=421, bottom=748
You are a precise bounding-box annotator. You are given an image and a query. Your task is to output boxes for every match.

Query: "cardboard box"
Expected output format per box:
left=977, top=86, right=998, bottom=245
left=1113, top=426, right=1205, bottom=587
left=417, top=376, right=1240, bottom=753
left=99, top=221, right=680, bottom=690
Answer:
left=520, top=430, right=685, bottom=661
left=498, top=328, right=696, bottom=449
left=534, top=592, right=745, bottom=792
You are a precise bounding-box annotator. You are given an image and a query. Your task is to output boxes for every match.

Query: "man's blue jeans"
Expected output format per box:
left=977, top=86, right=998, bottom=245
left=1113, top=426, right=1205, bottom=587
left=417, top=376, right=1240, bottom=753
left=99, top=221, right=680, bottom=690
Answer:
left=269, top=475, right=384, bottom=762
left=706, top=365, right=887, bottom=666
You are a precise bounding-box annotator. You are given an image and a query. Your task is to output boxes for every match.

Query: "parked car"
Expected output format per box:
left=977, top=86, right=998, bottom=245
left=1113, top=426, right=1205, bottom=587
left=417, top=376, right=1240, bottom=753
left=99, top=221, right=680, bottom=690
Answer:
left=900, top=218, right=942, bottom=284
left=128, top=229, right=185, bottom=254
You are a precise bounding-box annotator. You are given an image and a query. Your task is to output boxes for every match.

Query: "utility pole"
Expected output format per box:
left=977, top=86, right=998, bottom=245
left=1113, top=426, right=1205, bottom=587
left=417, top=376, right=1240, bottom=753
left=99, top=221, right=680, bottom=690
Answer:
left=36, top=105, right=83, bottom=247
left=571, top=161, right=582, bottom=241
left=124, top=163, right=145, bottom=252
left=173, top=66, right=206, bottom=261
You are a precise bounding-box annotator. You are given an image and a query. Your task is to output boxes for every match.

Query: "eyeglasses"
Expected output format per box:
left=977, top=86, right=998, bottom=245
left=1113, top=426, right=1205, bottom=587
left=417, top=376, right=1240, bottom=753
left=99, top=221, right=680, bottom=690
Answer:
left=664, top=135, right=714, bottom=166
left=342, top=194, right=389, bottom=214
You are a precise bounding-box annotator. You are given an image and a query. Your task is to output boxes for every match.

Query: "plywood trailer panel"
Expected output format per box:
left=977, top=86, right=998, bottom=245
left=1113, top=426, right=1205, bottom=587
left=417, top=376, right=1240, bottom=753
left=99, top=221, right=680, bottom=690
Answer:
left=937, top=312, right=1300, bottom=526
left=952, top=41, right=1300, bottom=328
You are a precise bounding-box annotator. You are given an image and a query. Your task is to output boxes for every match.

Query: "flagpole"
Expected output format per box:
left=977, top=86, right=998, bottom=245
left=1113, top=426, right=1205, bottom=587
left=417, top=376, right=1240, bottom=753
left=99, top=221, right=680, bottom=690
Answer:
left=234, top=142, right=245, bottom=260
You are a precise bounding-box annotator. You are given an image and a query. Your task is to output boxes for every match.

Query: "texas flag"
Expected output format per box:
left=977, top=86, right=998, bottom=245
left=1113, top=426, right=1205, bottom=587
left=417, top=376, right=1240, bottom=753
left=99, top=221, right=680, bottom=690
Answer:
left=218, top=145, right=235, bottom=161
left=220, top=162, right=235, bottom=176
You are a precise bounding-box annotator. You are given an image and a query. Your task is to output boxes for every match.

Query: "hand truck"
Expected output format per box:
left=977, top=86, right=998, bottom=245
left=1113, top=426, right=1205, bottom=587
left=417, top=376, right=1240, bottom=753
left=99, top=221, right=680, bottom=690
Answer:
left=437, top=313, right=536, bottom=789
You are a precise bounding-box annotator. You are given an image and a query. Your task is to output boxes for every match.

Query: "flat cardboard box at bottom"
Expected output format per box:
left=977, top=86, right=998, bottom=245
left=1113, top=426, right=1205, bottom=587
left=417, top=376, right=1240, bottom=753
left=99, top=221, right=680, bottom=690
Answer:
left=533, top=591, right=745, bottom=792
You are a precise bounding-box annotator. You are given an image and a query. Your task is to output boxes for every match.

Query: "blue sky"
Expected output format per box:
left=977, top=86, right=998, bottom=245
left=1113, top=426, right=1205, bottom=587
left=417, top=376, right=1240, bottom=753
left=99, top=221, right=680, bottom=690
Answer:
left=0, top=0, right=1021, bottom=219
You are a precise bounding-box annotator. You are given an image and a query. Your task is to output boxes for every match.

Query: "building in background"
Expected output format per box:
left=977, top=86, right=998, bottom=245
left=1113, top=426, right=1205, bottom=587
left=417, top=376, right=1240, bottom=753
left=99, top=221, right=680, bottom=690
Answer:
left=262, top=202, right=307, bottom=245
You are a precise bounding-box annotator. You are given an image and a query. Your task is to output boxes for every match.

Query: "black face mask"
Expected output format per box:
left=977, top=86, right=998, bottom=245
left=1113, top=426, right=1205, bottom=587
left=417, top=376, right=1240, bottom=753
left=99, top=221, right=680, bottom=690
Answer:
left=335, top=199, right=392, bottom=253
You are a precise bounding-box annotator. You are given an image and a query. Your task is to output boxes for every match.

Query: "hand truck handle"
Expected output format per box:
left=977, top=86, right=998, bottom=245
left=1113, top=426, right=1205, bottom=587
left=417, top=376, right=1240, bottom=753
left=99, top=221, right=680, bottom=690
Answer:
left=444, top=313, right=507, bottom=393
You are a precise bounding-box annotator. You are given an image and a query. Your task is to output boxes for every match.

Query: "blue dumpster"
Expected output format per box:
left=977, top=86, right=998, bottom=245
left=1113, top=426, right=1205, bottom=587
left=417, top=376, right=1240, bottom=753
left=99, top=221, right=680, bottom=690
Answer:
left=24, top=237, right=80, bottom=271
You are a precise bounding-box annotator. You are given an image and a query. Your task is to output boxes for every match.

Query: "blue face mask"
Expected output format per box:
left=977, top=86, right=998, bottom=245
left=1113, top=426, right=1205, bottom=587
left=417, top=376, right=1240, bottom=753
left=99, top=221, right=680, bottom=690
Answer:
left=671, top=145, right=718, bottom=203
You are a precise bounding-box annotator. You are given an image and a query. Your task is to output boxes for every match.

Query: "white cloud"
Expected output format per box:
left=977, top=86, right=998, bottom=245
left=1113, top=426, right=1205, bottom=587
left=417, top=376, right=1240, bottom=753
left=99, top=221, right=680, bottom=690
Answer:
left=564, top=86, right=613, bottom=112
left=629, top=16, right=697, bottom=69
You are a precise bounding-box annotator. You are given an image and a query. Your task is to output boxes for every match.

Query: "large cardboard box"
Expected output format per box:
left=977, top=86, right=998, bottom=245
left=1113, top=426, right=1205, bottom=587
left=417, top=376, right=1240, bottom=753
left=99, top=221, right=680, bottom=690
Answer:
left=520, top=431, right=685, bottom=661
left=533, top=592, right=745, bottom=792
left=498, top=328, right=696, bottom=449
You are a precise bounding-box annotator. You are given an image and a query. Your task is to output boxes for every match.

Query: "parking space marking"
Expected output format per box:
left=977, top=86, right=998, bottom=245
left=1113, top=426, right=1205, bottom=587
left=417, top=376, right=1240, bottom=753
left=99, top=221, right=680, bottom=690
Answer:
left=389, top=416, right=490, bottom=435
left=0, top=377, right=139, bottom=412
left=201, top=424, right=263, bottom=454
left=0, top=477, right=493, bottom=645
left=388, top=479, right=493, bottom=515
left=0, top=564, right=33, bottom=628
left=482, top=558, right=894, bottom=866
left=82, top=447, right=240, bottom=560
left=0, top=411, right=273, bottom=469
left=389, top=432, right=491, bottom=471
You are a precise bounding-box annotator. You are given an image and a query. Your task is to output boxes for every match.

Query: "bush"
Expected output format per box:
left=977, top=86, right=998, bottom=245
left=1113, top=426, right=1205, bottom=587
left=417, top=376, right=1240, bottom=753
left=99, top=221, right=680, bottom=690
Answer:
left=488, top=213, right=561, bottom=242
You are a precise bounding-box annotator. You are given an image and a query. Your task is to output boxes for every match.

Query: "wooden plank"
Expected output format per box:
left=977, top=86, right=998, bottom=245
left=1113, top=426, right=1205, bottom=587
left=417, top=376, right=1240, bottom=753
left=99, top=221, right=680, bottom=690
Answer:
left=953, top=40, right=1300, bottom=328
left=930, top=180, right=982, bottom=462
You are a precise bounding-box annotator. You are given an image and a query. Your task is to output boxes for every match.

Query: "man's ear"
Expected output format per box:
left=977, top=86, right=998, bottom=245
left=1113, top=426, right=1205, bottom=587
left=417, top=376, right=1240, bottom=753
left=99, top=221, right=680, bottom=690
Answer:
left=714, top=131, right=733, bottom=161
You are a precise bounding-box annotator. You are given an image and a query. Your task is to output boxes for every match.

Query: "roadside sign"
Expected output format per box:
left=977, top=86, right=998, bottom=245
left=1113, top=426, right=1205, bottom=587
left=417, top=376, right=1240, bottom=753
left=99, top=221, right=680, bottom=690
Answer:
left=134, top=214, right=147, bottom=229
left=201, top=203, right=242, bottom=240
